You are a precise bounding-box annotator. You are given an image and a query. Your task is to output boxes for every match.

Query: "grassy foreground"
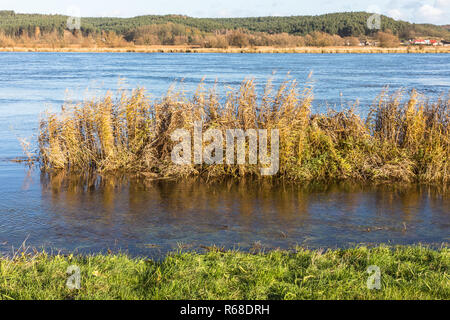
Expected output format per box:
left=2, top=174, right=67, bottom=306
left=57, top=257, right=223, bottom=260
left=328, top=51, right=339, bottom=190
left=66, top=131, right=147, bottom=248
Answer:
left=0, top=246, right=448, bottom=300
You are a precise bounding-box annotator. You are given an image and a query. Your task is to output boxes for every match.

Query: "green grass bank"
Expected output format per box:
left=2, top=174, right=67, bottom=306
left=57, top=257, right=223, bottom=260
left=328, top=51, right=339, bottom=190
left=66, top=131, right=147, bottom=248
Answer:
left=1, top=246, right=448, bottom=300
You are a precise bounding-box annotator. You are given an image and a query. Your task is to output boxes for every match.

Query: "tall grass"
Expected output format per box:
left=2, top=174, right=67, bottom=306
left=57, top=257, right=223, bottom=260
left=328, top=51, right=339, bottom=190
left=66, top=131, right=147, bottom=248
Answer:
left=37, top=79, right=450, bottom=183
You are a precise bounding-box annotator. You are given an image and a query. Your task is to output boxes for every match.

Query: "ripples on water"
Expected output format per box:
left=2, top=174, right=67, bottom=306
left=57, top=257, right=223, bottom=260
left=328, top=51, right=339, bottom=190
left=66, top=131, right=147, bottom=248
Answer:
left=0, top=165, right=448, bottom=258
left=0, top=53, right=449, bottom=257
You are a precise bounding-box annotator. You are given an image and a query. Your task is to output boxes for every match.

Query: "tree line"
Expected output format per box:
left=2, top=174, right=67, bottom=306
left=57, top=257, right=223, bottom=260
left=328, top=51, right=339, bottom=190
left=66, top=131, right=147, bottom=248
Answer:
left=0, top=10, right=448, bottom=48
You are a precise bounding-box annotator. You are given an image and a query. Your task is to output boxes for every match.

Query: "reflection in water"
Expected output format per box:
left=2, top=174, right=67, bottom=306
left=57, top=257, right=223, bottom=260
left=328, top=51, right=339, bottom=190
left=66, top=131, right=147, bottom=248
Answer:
left=27, top=171, right=448, bottom=258
left=1, top=52, right=449, bottom=257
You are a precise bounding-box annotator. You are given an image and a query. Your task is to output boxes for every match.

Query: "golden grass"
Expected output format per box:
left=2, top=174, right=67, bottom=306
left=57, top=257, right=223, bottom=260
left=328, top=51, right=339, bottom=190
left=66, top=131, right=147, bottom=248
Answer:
left=2, top=45, right=450, bottom=54
left=37, top=79, right=450, bottom=183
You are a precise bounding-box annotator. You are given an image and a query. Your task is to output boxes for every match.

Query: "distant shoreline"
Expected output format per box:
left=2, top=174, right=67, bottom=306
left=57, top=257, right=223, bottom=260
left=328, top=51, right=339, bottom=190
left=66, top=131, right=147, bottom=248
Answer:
left=1, top=45, right=450, bottom=53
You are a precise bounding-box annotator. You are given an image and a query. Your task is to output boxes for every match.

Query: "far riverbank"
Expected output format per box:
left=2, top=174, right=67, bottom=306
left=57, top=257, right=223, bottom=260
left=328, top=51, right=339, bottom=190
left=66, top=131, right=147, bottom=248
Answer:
left=1, top=45, right=450, bottom=53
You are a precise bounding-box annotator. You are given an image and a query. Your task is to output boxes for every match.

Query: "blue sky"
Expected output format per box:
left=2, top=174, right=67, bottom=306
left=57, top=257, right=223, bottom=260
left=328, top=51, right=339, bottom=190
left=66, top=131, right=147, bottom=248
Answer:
left=1, top=0, right=449, bottom=24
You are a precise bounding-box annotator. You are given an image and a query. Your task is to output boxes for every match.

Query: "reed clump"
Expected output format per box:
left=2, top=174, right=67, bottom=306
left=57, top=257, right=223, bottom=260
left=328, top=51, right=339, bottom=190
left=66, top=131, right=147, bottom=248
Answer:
left=37, top=80, right=450, bottom=183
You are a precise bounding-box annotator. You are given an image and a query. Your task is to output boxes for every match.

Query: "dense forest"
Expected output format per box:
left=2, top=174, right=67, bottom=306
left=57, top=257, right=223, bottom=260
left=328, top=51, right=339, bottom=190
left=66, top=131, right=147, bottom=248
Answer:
left=0, top=10, right=448, bottom=48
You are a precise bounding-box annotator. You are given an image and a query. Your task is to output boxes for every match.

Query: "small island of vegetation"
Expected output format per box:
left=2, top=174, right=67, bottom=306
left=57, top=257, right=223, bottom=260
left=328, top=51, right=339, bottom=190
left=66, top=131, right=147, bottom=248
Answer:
left=36, top=79, right=450, bottom=184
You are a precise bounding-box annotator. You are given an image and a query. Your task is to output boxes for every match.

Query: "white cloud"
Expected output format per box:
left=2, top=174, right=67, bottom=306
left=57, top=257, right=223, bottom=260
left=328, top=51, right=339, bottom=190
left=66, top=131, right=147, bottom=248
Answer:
left=367, top=5, right=382, bottom=14
left=387, top=8, right=405, bottom=20
left=416, top=4, right=445, bottom=23
left=383, top=0, right=449, bottom=24
left=435, top=0, right=450, bottom=7
left=98, top=10, right=123, bottom=17
left=216, top=9, right=230, bottom=18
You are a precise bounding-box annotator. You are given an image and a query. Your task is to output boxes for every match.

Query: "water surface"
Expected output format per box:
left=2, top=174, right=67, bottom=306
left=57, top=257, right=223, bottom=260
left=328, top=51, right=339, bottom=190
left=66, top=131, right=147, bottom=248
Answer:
left=0, top=53, right=448, bottom=257
left=0, top=168, right=448, bottom=258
